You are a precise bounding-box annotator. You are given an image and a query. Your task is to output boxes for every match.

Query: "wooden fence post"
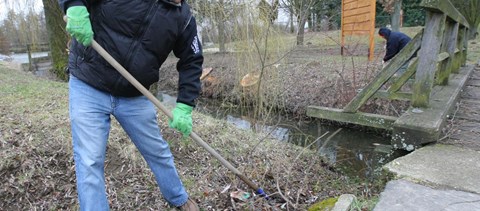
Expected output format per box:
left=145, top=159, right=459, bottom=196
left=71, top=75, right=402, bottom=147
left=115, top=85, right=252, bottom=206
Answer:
left=436, top=20, right=459, bottom=85
left=462, top=27, right=469, bottom=65
left=412, top=12, right=446, bottom=108
left=412, top=11, right=446, bottom=107
left=453, top=26, right=464, bottom=73
left=27, top=44, right=33, bottom=72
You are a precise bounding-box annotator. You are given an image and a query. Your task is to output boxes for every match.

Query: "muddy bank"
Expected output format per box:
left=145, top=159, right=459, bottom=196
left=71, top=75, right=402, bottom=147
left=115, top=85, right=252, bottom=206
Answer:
left=0, top=63, right=387, bottom=209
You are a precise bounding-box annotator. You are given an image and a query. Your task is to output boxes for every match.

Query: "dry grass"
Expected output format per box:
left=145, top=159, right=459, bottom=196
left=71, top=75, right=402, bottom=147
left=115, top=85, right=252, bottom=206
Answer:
left=160, top=28, right=427, bottom=119
left=160, top=48, right=408, bottom=119
left=0, top=63, right=386, bottom=210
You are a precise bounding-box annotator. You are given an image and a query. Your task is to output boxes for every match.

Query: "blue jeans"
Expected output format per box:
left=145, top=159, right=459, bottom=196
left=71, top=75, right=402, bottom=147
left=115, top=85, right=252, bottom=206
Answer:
left=68, top=75, right=188, bottom=210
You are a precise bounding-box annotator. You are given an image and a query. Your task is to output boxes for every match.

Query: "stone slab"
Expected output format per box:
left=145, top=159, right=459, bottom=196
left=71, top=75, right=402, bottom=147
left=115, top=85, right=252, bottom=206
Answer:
left=332, top=194, right=356, bottom=211
left=384, top=144, right=480, bottom=194
left=374, top=179, right=480, bottom=211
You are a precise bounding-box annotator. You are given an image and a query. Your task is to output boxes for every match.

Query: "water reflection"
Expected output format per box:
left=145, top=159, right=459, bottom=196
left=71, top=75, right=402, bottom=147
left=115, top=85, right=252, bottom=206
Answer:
left=158, top=92, right=406, bottom=179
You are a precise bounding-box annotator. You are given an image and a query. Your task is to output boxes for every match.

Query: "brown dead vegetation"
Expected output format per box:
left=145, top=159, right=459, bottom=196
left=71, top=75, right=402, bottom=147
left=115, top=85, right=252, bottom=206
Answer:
left=0, top=63, right=388, bottom=210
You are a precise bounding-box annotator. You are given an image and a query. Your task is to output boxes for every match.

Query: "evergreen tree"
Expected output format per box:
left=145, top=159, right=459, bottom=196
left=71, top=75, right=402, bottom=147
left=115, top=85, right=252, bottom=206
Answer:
left=402, top=0, right=425, bottom=27
left=376, top=0, right=425, bottom=28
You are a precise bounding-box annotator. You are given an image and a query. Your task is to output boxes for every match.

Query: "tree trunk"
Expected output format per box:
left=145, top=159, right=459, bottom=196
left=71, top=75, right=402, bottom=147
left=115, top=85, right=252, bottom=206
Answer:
left=391, top=0, right=402, bottom=31
left=290, top=11, right=294, bottom=33
left=307, top=13, right=313, bottom=32
left=43, top=0, right=69, bottom=81
left=217, top=19, right=226, bottom=52
left=217, top=0, right=226, bottom=53
left=468, top=26, right=478, bottom=40
left=0, top=30, right=10, bottom=54
left=296, top=15, right=307, bottom=45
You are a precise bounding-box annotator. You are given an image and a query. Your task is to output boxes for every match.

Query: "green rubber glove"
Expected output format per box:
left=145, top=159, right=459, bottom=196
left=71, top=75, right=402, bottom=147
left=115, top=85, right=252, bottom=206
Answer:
left=66, top=6, right=93, bottom=46
left=169, top=103, right=193, bottom=137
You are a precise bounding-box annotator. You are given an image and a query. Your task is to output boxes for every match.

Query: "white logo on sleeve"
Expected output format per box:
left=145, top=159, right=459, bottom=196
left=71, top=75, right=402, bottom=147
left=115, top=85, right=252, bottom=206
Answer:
left=191, top=35, right=200, bottom=54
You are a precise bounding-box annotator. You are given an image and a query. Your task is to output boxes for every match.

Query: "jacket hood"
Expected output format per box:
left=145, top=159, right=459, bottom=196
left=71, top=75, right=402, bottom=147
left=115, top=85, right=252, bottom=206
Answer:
left=379, top=27, right=391, bottom=38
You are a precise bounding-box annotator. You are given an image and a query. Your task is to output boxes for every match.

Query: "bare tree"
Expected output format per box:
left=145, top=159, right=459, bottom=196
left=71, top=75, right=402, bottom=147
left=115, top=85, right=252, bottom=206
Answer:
left=2, top=0, right=67, bottom=80
left=192, top=0, right=239, bottom=53
left=258, top=0, right=280, bottom=24
left=0, top=28, right=10, bottom=55
left=281, top=0, right=319, bottom=45
left=2, top=11, right=22, bottom=48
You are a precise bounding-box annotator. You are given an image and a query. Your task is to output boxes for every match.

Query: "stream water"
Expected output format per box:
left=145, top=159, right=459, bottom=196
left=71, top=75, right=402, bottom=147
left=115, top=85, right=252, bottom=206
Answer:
left=9, top=52, right=49, bottom=64
left=158, top=92, right=408, bottom=180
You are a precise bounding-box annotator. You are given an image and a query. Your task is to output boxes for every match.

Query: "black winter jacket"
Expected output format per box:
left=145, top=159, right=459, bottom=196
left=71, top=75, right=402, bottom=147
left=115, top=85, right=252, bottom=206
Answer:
left=59, top=0, right=203, bottom=106
left=381, top=29, right=411, bottom=62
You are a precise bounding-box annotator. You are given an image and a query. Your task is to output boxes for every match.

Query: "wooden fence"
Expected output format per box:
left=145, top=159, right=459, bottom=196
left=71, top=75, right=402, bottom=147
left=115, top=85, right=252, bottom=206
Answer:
left=22, top=43, right=52, bottom=73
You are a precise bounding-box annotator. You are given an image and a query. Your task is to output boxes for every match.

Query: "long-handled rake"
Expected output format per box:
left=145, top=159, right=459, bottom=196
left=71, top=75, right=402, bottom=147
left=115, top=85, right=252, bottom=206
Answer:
left=64, top=17, right=268, bottom=198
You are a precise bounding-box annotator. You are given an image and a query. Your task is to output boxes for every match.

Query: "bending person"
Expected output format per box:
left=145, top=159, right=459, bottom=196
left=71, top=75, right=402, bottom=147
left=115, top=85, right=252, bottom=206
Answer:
left=59, top=0, right=203, bottom=210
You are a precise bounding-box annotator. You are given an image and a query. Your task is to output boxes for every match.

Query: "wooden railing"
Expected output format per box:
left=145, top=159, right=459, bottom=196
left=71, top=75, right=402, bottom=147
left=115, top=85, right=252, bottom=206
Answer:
left=24, top=43, right=52, bottom=72
left=307, top=0, right=473, bottom=148
left=343, top=0, right=470, bottom=112
left=412, top=0, right=469, bottom=107
left=11, top=42, right=50, bottom=53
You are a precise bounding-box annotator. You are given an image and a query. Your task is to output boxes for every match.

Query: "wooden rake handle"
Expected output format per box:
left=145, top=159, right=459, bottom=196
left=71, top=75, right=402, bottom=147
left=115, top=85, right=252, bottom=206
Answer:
left=63, top=15, right=265, bottom=195
left=89, top=41, right=261, bottom=191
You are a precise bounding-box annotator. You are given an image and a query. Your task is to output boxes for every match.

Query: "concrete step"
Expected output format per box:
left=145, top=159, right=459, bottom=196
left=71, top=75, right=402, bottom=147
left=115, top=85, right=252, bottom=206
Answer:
left=383, top=144, right=480, bottom=194
left=374, top=179, right=480, bottom=211
left=392, top=64, right=474, bottom=148
left=375, top=145, right=480, bottom=210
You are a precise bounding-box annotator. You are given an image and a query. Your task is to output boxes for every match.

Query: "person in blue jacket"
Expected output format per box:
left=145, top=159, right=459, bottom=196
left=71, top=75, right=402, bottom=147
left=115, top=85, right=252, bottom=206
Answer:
left=379, top=27, right=412, bottom=62
left=58, top=0, right=202, bottom=210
